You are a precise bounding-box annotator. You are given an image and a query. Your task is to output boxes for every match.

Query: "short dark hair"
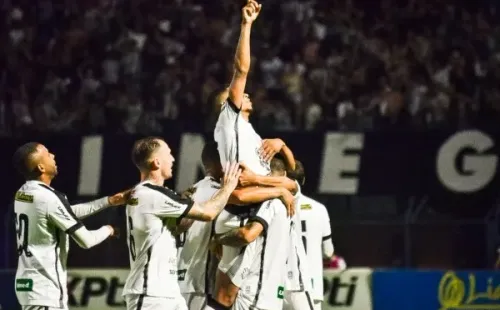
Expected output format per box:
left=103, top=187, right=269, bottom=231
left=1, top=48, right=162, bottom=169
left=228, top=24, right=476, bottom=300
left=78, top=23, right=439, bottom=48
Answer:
left=288, top=160, right=305, bottom=185
left=131, top=137, right=163, bottom=170
left=12, top=142, right=41, bottom=179
left=270, top=156, right=287, bottom=175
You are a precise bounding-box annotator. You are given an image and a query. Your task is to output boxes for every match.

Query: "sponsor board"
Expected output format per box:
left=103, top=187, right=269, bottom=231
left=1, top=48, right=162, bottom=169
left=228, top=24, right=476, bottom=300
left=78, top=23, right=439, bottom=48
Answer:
left=372, top=269, right=500, bottom=310
left=322, top=268, right=373, bottom=310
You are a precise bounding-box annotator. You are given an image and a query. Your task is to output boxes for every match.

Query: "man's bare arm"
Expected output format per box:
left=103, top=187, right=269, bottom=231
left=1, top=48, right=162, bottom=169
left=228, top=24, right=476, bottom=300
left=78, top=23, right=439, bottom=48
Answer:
left=184, top=186, right=234, bottom=221
left=280, top=144, right=296, bottom=171
left=214, top=221, right=264, bottom=247
left=228, top=186, right=287, bottom=205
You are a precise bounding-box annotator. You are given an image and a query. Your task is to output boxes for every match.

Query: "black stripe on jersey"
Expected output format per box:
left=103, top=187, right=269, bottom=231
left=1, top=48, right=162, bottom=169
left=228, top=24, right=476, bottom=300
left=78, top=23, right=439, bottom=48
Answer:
left=142, top=248, right=152, bottom=294
left=66, top=222, right=83, bottom=235
left=305, top=291, right=314, bottom=310
left=250, top=231, right=267, bottom=309
left=54, top=229, right=64, bottom=304
left=322, top=234, right=332, bottom=241
left=204, top=220, right=216, bottom=294
left=143, top=183, right=194, bottom=220
left=247, top=216, right=269, bottom=232
left=136, top=294, right=145, bottom=310
left=39, top=184, right=82, bottom=225
left=226, top=97, right=240, bottom=113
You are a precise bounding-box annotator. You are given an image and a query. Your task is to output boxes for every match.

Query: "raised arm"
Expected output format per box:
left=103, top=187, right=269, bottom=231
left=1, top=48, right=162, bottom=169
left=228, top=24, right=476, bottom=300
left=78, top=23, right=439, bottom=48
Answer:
left=71, top=190, right=131, bottom=219
left=228, top=0, right=261, bottom=108
left=239, top=164, right=298, bottom=194
left=47, top=198, right=114, bottom=249
left=260, top=138, right=296, bottom=170
left=229, top=186, right=295, bottom=216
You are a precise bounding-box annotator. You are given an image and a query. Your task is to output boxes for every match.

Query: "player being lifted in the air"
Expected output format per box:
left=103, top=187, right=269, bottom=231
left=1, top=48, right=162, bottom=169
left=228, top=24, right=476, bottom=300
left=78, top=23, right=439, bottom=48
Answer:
left=122, top=137, right=241, bottom=310
left=12, top=142, right=128, bottom=310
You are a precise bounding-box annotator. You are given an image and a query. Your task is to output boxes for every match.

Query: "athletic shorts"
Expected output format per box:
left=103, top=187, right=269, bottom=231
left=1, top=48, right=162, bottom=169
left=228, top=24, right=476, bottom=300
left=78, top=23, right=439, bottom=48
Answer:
left=182, top=292, right=207, bottom=310
left=283, top=291, right=315, bottom=310
left=125, top=294, right=188, bottom=310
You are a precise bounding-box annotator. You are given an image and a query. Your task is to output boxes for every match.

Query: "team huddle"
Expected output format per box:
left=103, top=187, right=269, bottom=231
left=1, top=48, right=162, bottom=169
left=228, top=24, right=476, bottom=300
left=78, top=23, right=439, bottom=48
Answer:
left=12, top=1, right=336, bottom=310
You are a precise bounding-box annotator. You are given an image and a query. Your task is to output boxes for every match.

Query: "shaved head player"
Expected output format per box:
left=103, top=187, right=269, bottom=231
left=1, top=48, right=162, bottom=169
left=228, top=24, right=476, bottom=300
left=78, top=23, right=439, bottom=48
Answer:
left=12, top=142, right=128, bottom=310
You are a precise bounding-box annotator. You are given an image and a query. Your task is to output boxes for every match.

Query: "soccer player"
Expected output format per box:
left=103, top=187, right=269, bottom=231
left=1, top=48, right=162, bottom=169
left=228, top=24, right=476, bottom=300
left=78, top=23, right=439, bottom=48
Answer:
left=178, top=142, right=296, bottom=310
left=122, top=137, right=241, bottom=310
left=12, top=142, right=128, bottom=310
left=288, top=161, right=335, bottom=310
left=211, top=156, right=292, bottom=310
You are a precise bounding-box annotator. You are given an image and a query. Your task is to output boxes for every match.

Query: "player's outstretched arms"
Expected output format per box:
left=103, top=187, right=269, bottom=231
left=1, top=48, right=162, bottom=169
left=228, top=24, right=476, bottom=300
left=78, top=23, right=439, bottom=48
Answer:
left=185, top=163, right=241, bottom=221
left=228, top=0, right=262, bottom=108
left=229, top=186, right=295, bottom=216
left=46, top=197, right=115, bottom=249
left=71, top=189, right=132, bottom=219
left=239, top=163, right=298, bottom=194
left=214, top=220, right=264, bottom=247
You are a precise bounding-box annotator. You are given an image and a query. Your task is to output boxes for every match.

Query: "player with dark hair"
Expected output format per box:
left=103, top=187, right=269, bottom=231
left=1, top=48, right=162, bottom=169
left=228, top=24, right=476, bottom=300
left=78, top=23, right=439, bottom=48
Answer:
left=123, top=137, right=242, bottom=310
left=12, top=142, right=128, bottom=310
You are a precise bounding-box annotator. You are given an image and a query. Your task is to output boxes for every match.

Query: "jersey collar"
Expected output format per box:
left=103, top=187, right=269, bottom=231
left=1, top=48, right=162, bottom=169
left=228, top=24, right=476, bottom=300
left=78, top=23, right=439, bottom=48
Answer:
left=26, top=180, right=53, bottom=189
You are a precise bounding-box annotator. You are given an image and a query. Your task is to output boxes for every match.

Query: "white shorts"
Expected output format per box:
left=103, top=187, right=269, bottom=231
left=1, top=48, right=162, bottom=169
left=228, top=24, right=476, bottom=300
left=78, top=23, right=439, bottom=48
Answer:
left=283, top=291, right=315, bottom=310
left=22, top=307, right=67, bottom=310
left=125, top=294, right=188, bottom=310
left=182, top=293, right=207, bottom=310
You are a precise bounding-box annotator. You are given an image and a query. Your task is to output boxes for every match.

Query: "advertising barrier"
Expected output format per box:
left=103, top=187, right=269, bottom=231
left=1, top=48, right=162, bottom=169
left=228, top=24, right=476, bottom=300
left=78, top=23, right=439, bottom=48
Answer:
left=323, top=268, right=373, bottom=310
left=372, top=269, right=500, bottom=310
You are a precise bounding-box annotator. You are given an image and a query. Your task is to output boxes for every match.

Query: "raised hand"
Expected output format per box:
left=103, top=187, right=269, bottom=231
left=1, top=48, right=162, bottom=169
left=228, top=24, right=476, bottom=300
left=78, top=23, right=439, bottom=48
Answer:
left=242, top=0, right=262, bottom=24
left=222, top=162, right=242, bottom=192
left=259, top=138, right=285, bottom=162
left=108, top=188, right=133, bottom=206
left=238, top=162, right=257, bottom=187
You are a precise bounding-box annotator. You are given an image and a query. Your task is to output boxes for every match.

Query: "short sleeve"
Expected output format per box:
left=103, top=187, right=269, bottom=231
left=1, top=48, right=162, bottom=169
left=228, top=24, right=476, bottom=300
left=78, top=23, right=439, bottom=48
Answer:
left=145, top=184, right=194, bottom=220
left=247, top=200, right=279, bottom=232
left=320, top=204, right=332, bottom=239
left=47, top=195, right=83, bottom=235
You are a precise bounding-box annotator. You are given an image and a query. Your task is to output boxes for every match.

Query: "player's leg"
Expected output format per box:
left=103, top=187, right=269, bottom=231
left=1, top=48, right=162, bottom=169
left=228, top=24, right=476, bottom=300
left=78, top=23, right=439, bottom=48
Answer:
left=283, top=291, right=315, bottom=310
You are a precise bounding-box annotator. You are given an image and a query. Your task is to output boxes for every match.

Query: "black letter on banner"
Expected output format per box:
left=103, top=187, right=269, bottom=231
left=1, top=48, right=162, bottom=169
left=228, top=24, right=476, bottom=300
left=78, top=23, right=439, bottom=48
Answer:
left=81, top=277, right=107, bottom=306
left=107, top=277, right=126, bottom=306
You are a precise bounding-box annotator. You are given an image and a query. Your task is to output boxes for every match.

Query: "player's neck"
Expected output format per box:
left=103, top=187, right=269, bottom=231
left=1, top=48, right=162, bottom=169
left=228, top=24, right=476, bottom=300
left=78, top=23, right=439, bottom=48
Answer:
left=140, top=172, right=164, bottom=186
left=241, top=111, right=250, bottom=121
left=36, top=174, right=53, bottom=186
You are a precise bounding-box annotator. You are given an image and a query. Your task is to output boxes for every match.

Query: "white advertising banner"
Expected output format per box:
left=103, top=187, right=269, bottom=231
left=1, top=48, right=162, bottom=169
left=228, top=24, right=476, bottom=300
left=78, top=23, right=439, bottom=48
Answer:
left=68, top=269, right=128, bottom=310
left=322, top=268, right=373, bottom=310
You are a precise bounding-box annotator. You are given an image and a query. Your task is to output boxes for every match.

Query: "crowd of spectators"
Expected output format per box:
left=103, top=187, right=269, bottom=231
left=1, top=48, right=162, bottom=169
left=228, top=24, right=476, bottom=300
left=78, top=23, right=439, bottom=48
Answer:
left=1, top=0, right=500, bottom=136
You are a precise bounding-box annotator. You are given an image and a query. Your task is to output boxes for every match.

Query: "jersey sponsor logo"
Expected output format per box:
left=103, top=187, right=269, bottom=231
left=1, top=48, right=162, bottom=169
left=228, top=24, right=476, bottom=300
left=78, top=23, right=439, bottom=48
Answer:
left=324, top=275, right=358, bottom=306
left=277, top=286, right=285, bottom=299
left=15, top=278, right=33, bottom=292
left=57, top=205, right=72, bottom=221
left=178, top=269, right=187, bottom=281
left=15, top=192, right=33, bottom=203
left=67, top=270, right=127, bottom=308
left=300, top=204, right=312, bottom=210
left=127, top=198, right=138, bottom=206
left=165, top=200, right=183, bottom=209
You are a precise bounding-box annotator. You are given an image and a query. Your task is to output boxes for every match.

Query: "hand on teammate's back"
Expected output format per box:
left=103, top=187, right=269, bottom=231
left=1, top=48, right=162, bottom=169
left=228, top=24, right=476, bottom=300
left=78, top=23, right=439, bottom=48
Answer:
left=222, top=162, right=242, bottom=192
left=260, top=139, right=285, bottom=162
left=242, top=0, right=262, bottom=24
left=279, top=188, right=296, bottom=217
left=107, top=188, right=133, bottom=206
left=106, top=225, right=120, bottom=238
left=237, top=162, right=256, bottom=187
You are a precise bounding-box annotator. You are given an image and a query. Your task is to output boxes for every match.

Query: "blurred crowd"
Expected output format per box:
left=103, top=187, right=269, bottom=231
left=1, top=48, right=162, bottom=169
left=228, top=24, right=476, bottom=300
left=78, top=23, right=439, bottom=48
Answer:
left=1, top=0, right=500, bottom=136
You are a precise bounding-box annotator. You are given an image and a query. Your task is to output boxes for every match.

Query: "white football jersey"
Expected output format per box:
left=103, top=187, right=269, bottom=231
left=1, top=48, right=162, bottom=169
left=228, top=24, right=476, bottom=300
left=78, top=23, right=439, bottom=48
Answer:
left=215, top=205, right=259, bottom=288
left=123, top=181, right=194, bottom=298
left=237, top=199, right=290, bottom=310
left=285, top=183, right=313, bottom=293
left=297, top=195, right=332, bottom=301
left=14, top=181, right=112, bottom=308
left=214, top=99, right=271, bottom=176
left=177, top=176, right=220, bottom=295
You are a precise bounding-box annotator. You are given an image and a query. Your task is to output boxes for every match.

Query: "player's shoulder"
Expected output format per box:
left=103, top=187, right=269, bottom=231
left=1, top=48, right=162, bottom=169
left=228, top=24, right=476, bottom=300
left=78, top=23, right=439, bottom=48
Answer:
left=194, top=177, right=221, bottom=189
left=136, top=182, right=184, bottom=203
left=16, top=181, right=66, bottom=206
left=298, top=195, right=326, bottom=211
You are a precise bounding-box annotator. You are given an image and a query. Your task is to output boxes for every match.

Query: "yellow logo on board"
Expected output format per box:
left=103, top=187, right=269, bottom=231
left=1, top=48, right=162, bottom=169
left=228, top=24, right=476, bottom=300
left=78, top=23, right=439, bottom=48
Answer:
left=438, top=271, right=500, bottom=310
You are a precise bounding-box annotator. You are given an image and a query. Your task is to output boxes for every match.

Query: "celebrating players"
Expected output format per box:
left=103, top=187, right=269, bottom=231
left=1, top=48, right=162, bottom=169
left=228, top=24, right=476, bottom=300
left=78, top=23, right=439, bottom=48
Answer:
left=12, top=142, right=128, bottom=310
left=122, top=137, right=240, bottom=310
